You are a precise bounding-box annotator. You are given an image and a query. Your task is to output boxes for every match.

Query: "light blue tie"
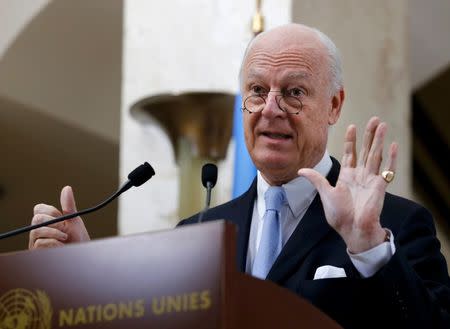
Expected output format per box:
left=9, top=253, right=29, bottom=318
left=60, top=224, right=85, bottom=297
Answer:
left=252, top=186, right=286, bottom=279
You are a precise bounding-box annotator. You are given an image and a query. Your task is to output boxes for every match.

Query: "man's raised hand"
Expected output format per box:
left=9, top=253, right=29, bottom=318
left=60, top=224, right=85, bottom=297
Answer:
left=298, top=117, right=398, bottom=253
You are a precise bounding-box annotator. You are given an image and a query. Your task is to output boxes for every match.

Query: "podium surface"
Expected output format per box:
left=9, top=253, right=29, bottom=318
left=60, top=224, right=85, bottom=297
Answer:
left=0, top=221, right=342, bottom=328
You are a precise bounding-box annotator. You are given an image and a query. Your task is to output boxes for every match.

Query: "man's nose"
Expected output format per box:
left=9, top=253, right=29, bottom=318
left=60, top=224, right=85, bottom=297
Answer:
left=262, top=94, right=284, bottom=118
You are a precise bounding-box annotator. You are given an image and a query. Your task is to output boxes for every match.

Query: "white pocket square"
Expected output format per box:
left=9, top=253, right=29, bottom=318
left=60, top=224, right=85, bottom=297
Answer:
left=313, top=265, right=347, bottom=280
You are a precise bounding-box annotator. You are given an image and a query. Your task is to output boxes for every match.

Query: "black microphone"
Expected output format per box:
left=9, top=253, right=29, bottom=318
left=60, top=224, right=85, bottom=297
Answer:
left=198, top=163, right=218, bottom=223
left=0, top=162, right=155, bottom=240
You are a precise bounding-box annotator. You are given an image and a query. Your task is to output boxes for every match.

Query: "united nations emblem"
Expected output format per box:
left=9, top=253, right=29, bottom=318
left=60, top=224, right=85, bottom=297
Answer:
left=0, top=289, right=52, bottom=329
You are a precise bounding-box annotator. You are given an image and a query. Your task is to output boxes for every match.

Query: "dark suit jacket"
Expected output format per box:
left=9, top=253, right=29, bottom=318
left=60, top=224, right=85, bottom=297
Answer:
left=179, top=158, right=450, bottom=329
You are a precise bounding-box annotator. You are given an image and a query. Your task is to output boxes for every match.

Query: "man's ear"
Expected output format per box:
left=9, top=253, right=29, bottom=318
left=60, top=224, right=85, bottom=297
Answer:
left=328, top=88, right=345, bottom=125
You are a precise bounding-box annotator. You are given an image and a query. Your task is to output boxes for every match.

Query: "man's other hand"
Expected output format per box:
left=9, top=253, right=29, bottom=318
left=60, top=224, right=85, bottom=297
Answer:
left=29, top=186, right=90, bottom=249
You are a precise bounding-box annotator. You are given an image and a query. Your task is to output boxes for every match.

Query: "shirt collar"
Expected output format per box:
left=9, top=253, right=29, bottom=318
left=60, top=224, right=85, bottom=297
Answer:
left=256, top=151, right=332, bottom=218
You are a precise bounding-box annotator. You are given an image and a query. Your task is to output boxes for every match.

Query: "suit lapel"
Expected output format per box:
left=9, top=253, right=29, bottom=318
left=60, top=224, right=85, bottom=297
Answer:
left=220, top=179, right=257, bottom=272
left=234, top=178, right=256, bottom=272
left=267, top=158, right=341, bottom=283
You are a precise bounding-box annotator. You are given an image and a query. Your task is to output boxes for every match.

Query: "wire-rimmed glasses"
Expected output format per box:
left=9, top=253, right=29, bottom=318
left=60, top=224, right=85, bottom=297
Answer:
left=242, top=93, right=303, bottom=115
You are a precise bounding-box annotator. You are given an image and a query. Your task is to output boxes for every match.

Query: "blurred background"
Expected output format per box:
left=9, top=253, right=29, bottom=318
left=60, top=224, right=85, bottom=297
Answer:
left=0, top=0, right=448, bottom=270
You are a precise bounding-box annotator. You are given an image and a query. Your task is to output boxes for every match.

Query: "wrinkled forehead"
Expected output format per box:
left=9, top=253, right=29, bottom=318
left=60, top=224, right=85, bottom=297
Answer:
left=241, top=30, right=329, bottom=82
left=242, top=46, right=328, bottom=87
left=244, top=46, right=324, bottom=72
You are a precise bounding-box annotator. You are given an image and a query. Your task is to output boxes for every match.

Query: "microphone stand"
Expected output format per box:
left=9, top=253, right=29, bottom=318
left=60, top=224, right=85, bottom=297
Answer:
left=0, top=162, right=155, bottom=240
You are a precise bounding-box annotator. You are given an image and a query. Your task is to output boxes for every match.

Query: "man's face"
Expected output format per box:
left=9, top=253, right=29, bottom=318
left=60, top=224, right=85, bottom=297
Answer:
left=241, top=27, right=342, bottom=185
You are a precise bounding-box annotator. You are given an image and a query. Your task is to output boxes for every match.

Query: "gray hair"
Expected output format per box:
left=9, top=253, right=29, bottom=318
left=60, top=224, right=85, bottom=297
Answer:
left=311, top=27, right=344, bottom=95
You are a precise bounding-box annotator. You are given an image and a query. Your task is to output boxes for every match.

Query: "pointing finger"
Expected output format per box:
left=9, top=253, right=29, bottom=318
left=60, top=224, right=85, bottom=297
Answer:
left=358, top=117, right=380, bottom=167
left=366, top=122, right=387, bottom=174
left=342, top=124, right=356, bottom=168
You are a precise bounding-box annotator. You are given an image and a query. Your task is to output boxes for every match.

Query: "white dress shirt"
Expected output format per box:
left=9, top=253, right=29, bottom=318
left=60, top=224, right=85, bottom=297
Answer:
left=245, top=151, right=396, bottom=278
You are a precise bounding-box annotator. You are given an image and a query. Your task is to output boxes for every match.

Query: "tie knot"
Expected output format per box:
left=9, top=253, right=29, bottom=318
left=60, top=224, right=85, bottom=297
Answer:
left=264, top=186, right=286, bottom=212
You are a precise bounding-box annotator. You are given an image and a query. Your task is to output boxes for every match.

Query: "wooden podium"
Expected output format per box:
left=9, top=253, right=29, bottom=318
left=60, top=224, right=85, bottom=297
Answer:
left=0, top=221, right=342, bottom=329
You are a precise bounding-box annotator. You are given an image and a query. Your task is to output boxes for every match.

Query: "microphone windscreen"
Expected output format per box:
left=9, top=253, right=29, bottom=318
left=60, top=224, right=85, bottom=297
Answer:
left=128, top=162, right=155, bottom=187
left=201, top=163, right=218, bottom=188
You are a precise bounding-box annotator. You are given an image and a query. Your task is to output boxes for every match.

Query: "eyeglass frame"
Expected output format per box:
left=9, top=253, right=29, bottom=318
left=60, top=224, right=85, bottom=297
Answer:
left=241, top=90, right=303, bottom=115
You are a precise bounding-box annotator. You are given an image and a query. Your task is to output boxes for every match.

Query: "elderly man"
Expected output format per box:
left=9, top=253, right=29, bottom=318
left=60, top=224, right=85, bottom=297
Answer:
left=29, top=24, right=449, bottom=328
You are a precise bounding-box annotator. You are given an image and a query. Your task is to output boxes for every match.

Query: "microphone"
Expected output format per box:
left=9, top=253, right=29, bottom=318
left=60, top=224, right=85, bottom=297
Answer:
left=0, top=162, right=155, bottom=240
left=198, top=163, right=218, bottom=223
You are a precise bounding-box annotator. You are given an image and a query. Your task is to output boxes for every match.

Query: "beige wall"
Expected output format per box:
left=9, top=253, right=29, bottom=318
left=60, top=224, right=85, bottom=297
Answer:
left=410, top=0, right=450, bottom=89
left=0, top=0, right=50, bottom=58
left=0, top=0, right=122, bottom=143
left=0, top=0, right=123, bottom=252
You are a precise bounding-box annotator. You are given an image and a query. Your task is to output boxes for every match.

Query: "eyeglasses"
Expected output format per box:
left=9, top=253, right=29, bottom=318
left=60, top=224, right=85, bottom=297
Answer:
left=242, top=92, right=303, bottom=115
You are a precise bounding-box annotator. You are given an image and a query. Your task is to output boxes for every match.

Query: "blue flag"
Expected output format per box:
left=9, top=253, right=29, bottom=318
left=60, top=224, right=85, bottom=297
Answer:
left=232, top=94, right=257, bottom=198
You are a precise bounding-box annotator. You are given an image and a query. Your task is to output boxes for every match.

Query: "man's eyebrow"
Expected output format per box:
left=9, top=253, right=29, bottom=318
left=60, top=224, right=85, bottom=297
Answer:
left=284, top=72, right=311, bottom=80
left=245, top=71, right=264, bottom=80
left=245, top=71, right=311, bottom=81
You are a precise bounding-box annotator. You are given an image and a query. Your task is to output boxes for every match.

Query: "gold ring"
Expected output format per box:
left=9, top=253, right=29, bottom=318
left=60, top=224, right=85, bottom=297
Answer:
left=381, top=170, right=395, bottom=183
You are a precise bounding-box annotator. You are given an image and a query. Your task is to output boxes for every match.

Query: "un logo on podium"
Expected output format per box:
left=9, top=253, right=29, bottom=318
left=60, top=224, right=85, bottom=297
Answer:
left=0, top=288, right=52, bottom=329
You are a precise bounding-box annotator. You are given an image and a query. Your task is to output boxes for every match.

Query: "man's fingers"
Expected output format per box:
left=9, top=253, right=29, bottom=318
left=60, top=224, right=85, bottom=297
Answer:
left=33, top=203, right=62, bottom=217
left=366, top=122, right=387, bottom=174
left=29, top=226, right=68, bottom=245
left=342, top=124, right=357, bottom=168
left=31, top=213, right=65, bottom=231
left=29, top=186, right=82, bottom=250
left=357, top=117, right=380, bottom=167
left=386, top=142, right=398, bottom=172
left=60, top=186, right=78, bottom=215
left=31, top=213, right=54, bottom=225
left=32, top=238, right=65, bottom=249
left=381, top=142, right=398, bottom=185
left=29, top=227, right=68, bottom=249
left=298, top=168, right=331, bottom=195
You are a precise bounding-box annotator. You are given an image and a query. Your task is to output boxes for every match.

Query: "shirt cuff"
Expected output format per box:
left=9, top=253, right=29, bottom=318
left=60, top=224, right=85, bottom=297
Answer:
left=348, top=229, right=396, bottom=278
